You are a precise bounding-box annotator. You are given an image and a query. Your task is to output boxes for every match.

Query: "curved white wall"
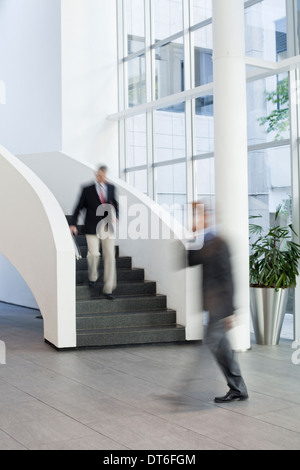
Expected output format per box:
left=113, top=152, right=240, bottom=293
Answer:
left=0, top=145, right=76, bottom=348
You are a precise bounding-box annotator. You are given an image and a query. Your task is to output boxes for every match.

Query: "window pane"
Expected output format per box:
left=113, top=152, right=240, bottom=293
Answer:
left=297, top=0, right=300, bottom=54
left=194, top=98, right=214, bottom=154
left=193, top=24, right=213, bottom=87
left=154, top=105, right=186, bottom=162
left=196, top=158, right=215, bottom=205
left=156, top=162, right=187, bottom=224
left=192, top=0, right=212, bottom=25
left=128, top=55, right=146, bottom=107
left=128, top=170, right=148, bottom=194
left=248, top=145, right=291, bottom=228
left=153, top=0, right=183, bottom=41
left=127, top=114, right=147, bottom=167
left=126, top=0, right=145, bottom=54
left=245, top=0, right=287, bottom=61
left=247, top=74, right=290, bottom=144
left=155, top=37, right=184, bottom=100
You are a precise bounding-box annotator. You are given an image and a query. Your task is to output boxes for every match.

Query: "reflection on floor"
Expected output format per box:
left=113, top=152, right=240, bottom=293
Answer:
left=0, top=302, right=299, bottom=450
left=280, top=314, right=294, bottom=340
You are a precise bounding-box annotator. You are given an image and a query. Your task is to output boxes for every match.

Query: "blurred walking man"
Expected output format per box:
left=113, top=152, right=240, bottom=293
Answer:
left=187, top=202, right=248, bottom=403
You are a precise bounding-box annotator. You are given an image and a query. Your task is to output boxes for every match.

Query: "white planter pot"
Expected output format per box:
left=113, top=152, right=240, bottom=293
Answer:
left=250, top=287, right=290, bottom=346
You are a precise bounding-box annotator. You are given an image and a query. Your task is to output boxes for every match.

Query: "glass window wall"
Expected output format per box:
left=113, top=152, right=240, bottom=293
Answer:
left=127, top=114, right=147, bottom=167
left=154, top=37, right=184, bottom=100
left=116, top=0, right=300, bottom=339
left=119, top=6, right=296, bottom=229
left=196, top=157, right=215, bottom=206
left=128, top=55, right=146, bottom=107
left=154, top=105, right=186, bottom=162
left=153, top=0, right=183, bottom=40
left=126, top=0, right=145, bottom=54
left=247, top=73, right=290, bottom=145
left=193, top=23, right=213, bottom=88
left=128, top=169, right=148, bottom=194
left=248, top=145, right=291, bottom=225
left=194, top=97, right=214, bottom=155
left=192, top=0, right=212, bottom=25
left=156, top=162, right=187, bottom=224
left=245, top=0, right=287, bottom=61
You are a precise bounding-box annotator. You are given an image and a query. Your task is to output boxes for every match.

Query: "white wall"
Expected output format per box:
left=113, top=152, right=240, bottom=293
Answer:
left=0, top=0, right=119, bottom=167
left=0, top=0, right=62, bottom=154
left=0, top=255, right=39, bottom=310
left=0, top=146, right=76, bottom=349
left=61, top=0, right=119, bottom=177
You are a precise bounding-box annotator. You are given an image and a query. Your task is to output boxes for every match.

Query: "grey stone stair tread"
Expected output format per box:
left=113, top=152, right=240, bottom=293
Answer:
left=76, top=285, right=157, bottom=299
left=76, top=257, right=131, bottom=270
left=76, top=308, right=179, bottom=332
left=77, top=280, right=155, bottom=287
left=76, top=325, right=186, bottom=347
left=76, top=268, right=145, bottom=283
left=76, top=307, right=176, bottom=319
left=75, top=294, right=167, bottom=314
left=77, top=324, right=185, bottom=333
left=76, top=268, right=144, bottom=273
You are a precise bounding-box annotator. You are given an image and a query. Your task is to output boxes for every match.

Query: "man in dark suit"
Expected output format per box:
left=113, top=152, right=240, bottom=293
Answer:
left=187, top=202, right=248, bottom=403
left=70, top=165, right=119, bottom=300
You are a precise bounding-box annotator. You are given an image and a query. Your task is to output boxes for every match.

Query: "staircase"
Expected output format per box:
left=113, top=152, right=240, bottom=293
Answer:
left=74, top=233, right=186, bottom=348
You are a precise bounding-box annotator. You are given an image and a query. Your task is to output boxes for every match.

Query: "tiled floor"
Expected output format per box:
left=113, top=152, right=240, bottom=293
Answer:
left=0, top=302, right=299, bottom=450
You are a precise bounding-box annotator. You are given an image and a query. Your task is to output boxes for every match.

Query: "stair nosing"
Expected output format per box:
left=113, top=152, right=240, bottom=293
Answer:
left=76, top=307, right=176, bottom=318
left=76, top=294, right=166, bottom=303
left=76, top=325, right=185, bottom=335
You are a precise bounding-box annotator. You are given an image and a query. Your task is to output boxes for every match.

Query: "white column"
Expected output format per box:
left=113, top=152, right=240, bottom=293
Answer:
left=212, top=0, right=251, bottom=350
left=290, top=68, right=300, bottom=343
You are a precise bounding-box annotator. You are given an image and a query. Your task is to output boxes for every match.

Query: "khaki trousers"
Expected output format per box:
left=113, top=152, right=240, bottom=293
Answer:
left=85, top=233, right=117, bottom=294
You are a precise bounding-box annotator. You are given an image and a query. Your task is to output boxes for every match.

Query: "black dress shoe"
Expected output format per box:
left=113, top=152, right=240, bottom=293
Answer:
left=104, top=293, right=115, bottom=300
left=214, top=390, right=249, bottom=403
left=89, top=281, right=97, bottom=288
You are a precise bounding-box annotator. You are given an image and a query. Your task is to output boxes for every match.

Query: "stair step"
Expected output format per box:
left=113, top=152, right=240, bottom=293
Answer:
left=76, top=294, right=167, bottom=314
left=76, top=257, right=131, bottom=270
left=77, top=246, right=120, bottom=258
left=76, top=308, right=177, bottom=329
left=76, top=268, right=145, bottom=284
left=77, top=245, right=119, bottom=256
left=76, top=324, right=186, bottom=348
left=76, top=281, right=156, bottom=299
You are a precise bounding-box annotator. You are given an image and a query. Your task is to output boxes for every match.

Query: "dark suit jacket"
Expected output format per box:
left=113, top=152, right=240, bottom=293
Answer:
left=70, top=182, right=119, bottom=235
left=188, top=234, right=234, bottom=323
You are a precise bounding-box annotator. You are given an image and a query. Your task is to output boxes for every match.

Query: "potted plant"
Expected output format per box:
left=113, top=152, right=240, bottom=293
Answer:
left=249, top=205, right=300, bottom=345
